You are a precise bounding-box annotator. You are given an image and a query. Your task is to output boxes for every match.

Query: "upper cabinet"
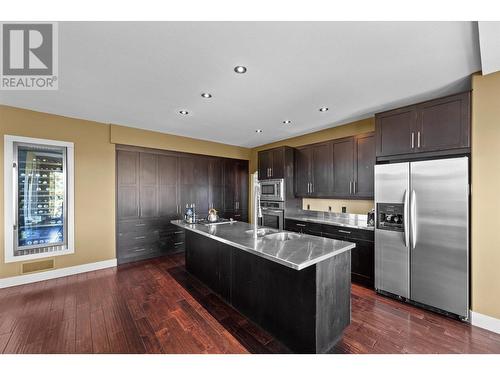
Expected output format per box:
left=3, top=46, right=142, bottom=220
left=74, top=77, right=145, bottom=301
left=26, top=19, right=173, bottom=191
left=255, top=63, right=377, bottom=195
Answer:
left=375, top=105, right=417, bottom=157
left=258, top=147, right=286, bottom=180
left=353, top=133, right=375, bottom=198
left=295, top=142, right=333, bottom=197
left=293, top=133, right=375, bottom=199
left=331, top=138, right=354, bottom=197
left=376, top=92, right=471, bottom=160
left=416, top=92, right=470, bottom=152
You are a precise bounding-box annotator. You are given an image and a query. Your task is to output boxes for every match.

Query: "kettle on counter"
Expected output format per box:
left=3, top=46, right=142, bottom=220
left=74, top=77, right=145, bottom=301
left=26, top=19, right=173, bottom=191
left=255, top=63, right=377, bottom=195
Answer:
left=207, top=208, right=219, bottom=223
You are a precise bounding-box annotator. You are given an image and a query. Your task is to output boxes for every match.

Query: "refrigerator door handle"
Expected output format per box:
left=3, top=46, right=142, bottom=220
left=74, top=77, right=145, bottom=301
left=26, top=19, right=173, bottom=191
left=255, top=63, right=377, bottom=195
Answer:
left=411, top=189, right=417, bottom=249
left=403, top=189, right=409, bottom=248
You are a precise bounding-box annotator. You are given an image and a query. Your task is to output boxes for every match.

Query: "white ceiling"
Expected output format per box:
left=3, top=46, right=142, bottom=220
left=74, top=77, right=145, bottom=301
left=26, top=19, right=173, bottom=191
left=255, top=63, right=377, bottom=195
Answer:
left=0, top=22, right=481, bottom=148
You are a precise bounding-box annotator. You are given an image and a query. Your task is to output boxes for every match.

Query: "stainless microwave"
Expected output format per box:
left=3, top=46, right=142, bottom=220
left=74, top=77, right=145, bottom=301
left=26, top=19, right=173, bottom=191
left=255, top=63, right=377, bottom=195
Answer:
left=260, top=179, right=285, bottom=201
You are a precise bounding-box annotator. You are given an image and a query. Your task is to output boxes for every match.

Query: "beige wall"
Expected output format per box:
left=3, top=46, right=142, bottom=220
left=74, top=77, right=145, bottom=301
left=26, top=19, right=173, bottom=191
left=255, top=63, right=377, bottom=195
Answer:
left=0, top=106, right=252, bottom=280
left=471, top=72, right=500, bottom=320
left=110, top=124, right=251, bottom=160
left=0, top=105, right=116, bottom=279
left=302, top=198, right=373, bottom=215
left=249, top=117, right=375, bottom=220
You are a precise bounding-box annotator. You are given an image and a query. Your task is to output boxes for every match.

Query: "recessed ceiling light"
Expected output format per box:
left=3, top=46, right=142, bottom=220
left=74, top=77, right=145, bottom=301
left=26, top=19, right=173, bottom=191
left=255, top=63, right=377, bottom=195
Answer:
left=234, top=66, right=247, bottom=74
left=319, top=107, right=329, bottom=112
left=179, top=110, right=189, bottom=115
left=283, top=120, right=292, bottom=124
left=255, top=129, right=263, bottom=133
left=201, top=93, right=212, bottom=98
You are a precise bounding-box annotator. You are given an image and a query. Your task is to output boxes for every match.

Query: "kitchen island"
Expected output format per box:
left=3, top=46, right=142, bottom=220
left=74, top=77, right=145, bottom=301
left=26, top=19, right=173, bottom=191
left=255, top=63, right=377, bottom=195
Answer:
left=171, top=219, right=355, bottom=353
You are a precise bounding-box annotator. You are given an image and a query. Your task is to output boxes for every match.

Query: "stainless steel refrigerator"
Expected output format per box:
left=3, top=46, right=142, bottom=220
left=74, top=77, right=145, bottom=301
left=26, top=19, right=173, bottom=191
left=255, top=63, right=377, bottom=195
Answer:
left=374, top=157, right=469, bottom=319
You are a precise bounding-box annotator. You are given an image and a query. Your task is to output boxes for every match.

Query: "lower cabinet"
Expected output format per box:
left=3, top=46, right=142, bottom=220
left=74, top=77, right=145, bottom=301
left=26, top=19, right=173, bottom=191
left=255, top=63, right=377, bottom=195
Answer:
left=285, top=218, right=374, bottom=288
left=117, top=218, right=185, bottom=264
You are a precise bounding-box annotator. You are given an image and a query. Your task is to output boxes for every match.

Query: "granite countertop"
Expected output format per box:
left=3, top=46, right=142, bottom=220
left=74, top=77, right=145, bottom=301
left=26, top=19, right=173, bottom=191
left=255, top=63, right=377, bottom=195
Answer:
left=171, top=220, right=355, bottom=271
left=285, top=211, right=375, bottom=231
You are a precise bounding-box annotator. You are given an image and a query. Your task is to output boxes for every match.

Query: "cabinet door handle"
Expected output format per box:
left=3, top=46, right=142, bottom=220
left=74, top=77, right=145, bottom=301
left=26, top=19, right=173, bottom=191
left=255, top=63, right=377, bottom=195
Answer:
left=353, top=181, right=356, bottom=194
left=411, top=132, right=415, bottom=149
left=296, top=223, right=306, bottom=227
left=135, top=223, right=146, bottom=227
left=174, top=242, right=184, bottom=246
left=349, top=181, right=352, bottom=194
left=417, top=131, right=421, bottom=148
left=134, top=248, right=146, bottom=252
left=311, top=182, right=313, bottom=193
left=339, top=229, right=351, bottom=234
left=270, top=167, right=273, bottom=177
left=174, top=231, right=184, bottom=234
left=134, top=236, right=146, bottom=240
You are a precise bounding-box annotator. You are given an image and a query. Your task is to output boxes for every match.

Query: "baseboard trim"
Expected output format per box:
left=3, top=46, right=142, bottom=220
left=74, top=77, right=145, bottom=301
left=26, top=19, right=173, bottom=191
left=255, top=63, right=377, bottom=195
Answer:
left=0, top=259, right=117, bottom=289
left=471, top=311, right=500, bottom=334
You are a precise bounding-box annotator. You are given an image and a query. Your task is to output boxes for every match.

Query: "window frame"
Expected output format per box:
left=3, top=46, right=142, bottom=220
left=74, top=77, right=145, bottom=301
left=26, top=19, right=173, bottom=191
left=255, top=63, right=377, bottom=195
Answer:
left=4, top=135, right=75, bottom=263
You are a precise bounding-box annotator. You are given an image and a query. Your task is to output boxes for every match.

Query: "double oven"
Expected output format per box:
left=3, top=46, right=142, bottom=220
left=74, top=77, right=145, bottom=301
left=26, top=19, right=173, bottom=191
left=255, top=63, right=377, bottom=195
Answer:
left=259, top=179, right=285, bottom=230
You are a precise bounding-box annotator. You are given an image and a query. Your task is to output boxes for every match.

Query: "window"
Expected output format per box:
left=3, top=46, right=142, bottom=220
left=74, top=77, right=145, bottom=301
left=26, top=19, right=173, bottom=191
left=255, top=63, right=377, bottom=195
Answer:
left=4, top=135, right=74, bottom=263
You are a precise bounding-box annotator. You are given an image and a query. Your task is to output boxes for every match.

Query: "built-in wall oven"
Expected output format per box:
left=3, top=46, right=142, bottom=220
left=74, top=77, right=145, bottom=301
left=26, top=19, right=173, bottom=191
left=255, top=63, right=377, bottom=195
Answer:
left=258, top=200, right=284, bottom=230
left=259, top=179, right=285, bottom=202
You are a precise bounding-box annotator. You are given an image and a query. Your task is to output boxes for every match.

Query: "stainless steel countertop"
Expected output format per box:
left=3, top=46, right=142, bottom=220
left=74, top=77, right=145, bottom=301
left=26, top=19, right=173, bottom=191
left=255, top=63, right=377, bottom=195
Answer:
left=285, top=211, right=374, bottom=231
left=171, top=220, right=355, bottom=271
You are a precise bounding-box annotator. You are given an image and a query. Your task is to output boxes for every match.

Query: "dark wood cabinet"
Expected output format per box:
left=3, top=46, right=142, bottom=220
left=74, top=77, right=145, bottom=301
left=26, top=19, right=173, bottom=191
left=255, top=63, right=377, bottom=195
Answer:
left=139, top=153, right=158, bottom=218
left=294, top=142, right=333, bottom=197
left=310, top=142, right=333, bottom=197
left=353, top=133, right=375, bottom=198
left=117, top=146, right=249, bottom=264
left=416, top=92, right=470, bottom=153
left=257, top=149, right=271, bottom=181
left=293, top=133, right=374, bottom=199
left=179, top=156, right=209, bottom=214
left=375, top=105, right=417, bottom=158
left=285, top=218, right=375, bottom=288
left=331, top=138, right=354, bottom=197
left=222, top=159, right=248, bottom=222
left=294, top=146, right=311, bottom=197
left=117, top=150, right=139, bottom=220
left=158, top=155, right=178, bottom=217
left=208, top=158, right=224, bottom=211
left=376, top=92, right=471, bottom=160
left=257, top=147, right=286, bottom=180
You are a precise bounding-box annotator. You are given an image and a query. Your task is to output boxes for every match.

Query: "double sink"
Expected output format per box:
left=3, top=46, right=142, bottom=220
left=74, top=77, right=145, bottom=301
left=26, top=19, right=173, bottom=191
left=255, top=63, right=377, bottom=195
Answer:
left=244, top=228, right=301, bottom=241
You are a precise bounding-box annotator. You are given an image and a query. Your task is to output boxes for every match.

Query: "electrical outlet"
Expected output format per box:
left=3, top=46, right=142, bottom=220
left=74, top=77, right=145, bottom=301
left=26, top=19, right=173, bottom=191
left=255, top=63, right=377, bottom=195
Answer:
left=328, top=206, right=332, bottom=212
left=342, top=206, right=347, bottom=213
left=307, top=204, right=310, bottom=210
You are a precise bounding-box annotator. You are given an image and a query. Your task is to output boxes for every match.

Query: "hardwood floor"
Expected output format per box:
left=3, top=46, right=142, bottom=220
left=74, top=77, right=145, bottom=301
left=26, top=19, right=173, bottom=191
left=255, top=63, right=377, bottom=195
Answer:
left=0, top=253, right=499, bottom=354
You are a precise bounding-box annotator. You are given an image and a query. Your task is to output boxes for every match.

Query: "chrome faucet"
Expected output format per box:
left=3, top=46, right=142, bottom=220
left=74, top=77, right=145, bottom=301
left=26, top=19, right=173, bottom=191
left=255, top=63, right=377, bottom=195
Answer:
left=252, top=172, right=262, bottom=239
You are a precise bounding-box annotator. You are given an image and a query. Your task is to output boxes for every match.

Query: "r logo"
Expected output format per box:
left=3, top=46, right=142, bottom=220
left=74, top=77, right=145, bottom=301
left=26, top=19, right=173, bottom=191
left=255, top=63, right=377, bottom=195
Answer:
left=2, top=23, right=53, bottom=76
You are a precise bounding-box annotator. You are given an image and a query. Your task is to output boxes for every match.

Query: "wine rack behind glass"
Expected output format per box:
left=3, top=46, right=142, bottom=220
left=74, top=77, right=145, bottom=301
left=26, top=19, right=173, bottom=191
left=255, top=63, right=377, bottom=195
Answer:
left=15, top=143, right=67, bottom=257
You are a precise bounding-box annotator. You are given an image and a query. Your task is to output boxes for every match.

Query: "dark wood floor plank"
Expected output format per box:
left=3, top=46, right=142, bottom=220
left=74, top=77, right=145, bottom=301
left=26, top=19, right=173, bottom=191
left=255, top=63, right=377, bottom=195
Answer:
left=75, top=303, right=92, bottom=353
left=1, top=253, right=500, bottom=354
left=90, top=307, right=111, bottom=353
left=0, top=332, right=12, bottom=353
